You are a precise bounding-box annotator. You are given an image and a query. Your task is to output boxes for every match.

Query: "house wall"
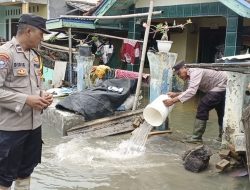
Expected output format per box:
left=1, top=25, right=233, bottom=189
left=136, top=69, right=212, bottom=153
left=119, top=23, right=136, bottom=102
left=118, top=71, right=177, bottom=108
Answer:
left=160, top=16, right=226, bottom=63
left=29, top=3, right=47, bottom=17
left=0, top=6, right=6, bottom=39
left=186, top=25, right=199, bottom=63
left=134, top=2, right=242, bottom=57
left=0, top=3, right=48, bottom=40
left=47, top=0, right=67, bottom=19
left=0, top=5, right=21, bottom=40
left=170, top=29, right=187, bottom=62
left=244, top=18, right=250, bottom=26
left=136, top=0, right=218, bottom=8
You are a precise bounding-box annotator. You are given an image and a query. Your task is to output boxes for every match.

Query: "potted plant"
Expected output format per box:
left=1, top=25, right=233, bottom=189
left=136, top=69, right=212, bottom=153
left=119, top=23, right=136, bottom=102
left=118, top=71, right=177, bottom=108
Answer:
left=143, top=19, right=192, bottom=53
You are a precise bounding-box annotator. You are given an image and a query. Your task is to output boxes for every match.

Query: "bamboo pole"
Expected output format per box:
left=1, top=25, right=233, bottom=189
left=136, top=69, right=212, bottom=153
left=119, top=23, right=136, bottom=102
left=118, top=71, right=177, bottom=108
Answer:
left=60, top=11, right=162, bottom=20
left=80, top=31, right=144, bottom=43
left=41, top=42, right=77, bottom=53
left=68, top=28, right=73, bottom=85
left=132, top=0, right=154, bottom=111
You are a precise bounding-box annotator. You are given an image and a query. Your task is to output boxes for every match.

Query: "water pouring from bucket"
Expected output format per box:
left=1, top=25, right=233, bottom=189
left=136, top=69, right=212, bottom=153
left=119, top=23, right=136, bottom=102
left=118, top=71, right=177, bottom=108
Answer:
left=143, top=95, right=174, bottom=126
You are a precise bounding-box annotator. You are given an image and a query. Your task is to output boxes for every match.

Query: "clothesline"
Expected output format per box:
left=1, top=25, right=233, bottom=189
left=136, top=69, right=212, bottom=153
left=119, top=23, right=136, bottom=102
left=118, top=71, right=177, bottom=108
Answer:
left=74, top=31, right=144, bottom=43
left=40, top=42, right=77, bottom=54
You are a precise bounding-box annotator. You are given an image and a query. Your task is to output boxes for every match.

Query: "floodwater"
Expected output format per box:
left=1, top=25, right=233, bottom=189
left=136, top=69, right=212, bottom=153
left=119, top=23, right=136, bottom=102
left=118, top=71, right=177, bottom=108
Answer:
left=31, top=97, right=250, bottom=190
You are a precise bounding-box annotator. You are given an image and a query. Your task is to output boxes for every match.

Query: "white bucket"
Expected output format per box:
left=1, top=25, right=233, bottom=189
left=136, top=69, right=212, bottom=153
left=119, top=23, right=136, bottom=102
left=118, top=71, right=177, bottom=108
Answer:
left=143, top=95, right=174, bottom=126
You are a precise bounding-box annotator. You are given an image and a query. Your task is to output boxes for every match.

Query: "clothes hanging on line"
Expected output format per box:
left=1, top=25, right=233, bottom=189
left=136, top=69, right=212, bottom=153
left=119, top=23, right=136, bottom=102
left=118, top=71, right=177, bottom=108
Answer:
left=102, top=44, right=114, bottom=64
left=95, top=40, right=114, bottom=65
left=120, top=39, right=141, bottom=65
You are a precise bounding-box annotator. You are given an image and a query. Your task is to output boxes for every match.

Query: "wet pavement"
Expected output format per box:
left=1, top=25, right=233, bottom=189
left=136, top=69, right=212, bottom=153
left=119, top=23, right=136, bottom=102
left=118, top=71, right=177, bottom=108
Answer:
left=31, top=97, right=250, bottom=190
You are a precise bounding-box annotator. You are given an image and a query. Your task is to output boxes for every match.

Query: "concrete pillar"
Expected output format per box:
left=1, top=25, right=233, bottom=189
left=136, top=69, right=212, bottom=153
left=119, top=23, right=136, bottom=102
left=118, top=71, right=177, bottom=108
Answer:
left=223, top=72, right=250, bottom=151
left=76, top=55, right=95, bottom=90
left=21, top=3, right=29, bottom=14
left=147, top=52, right=177, bottom=130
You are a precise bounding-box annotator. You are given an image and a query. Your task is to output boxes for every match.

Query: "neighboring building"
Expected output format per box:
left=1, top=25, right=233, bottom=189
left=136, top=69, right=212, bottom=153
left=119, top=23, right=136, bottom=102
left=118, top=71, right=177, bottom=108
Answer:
left=0, top=0, right=48, bottom=40
left=0, top=0, right=100, bottom=40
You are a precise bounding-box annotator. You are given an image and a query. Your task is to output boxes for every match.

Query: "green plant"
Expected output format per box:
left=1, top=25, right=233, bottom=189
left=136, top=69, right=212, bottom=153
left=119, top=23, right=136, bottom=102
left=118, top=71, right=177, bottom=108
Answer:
left=48, top=35, right=57, bottom=43
left=143, top=19, right=192, bottom=41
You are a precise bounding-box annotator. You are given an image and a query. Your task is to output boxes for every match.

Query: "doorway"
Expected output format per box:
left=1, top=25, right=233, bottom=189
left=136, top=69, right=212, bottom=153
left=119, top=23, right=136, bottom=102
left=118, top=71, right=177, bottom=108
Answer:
left=198, top=27, right=226, bottom=63
left=11, top=18, right=19, bottom=38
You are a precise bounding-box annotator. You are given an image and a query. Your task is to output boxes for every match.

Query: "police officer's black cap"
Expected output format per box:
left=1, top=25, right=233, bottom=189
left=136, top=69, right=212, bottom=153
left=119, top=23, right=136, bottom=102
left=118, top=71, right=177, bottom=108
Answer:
left=18, top=14, right=51, bottom=34
left=172, top=60, right=186, bottom=72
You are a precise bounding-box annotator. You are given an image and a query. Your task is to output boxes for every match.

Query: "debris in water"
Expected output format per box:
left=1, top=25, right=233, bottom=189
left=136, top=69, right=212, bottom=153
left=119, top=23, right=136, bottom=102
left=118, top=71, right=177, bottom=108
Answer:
left=182, top=145, right=212, bottom=173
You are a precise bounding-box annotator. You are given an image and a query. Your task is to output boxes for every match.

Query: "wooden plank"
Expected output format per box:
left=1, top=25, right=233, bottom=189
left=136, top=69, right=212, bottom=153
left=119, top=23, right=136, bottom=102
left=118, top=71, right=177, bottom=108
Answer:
left=67, top=109, right=143, bottom=136
left=148, top=130, right=172, bottom=136
left=67, top=116, right=135, bottom=137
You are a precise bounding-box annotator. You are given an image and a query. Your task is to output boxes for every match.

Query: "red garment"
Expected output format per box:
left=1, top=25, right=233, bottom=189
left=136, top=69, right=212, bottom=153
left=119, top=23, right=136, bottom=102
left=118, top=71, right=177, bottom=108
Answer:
left=120, top=39, right=140, bottom=65
left=115, top=69, right=150, bottom=83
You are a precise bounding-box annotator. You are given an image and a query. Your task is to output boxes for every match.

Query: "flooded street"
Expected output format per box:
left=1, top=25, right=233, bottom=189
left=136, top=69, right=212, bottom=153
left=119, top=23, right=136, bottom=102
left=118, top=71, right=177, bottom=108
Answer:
left=32, top=97, right=250, bottom=190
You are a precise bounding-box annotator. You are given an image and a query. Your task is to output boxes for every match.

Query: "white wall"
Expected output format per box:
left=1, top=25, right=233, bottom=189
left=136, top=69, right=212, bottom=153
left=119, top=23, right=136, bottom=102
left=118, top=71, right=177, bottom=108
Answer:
left=136, top=0, right=218, bottom=8
left=48, top=0, right=67, bottom=19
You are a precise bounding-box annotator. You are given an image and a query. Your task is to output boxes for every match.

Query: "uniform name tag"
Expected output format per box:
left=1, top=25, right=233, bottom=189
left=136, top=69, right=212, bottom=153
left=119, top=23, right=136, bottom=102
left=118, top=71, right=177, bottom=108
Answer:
left=14, top=62, right=26, bottom=68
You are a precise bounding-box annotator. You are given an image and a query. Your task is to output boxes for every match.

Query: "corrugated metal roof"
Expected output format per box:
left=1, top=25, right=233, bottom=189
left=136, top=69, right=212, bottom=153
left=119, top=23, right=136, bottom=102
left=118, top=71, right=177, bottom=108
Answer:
left=66, top=0, right=102, bottom=14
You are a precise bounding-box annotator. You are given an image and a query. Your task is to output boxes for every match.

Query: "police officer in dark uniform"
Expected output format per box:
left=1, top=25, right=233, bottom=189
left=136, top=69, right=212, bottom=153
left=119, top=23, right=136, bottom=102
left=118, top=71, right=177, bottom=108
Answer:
left=0, top=14, right=53, bottom=190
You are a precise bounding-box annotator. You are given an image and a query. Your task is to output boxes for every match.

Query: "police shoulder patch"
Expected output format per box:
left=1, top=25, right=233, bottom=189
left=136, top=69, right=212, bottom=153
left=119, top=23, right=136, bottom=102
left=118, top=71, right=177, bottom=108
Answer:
left=0, top=53, right=10, bottom=69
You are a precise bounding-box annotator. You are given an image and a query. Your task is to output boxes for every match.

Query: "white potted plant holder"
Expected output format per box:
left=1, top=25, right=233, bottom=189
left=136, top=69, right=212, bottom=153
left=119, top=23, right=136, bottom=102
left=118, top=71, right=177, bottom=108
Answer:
left=157, top=40, right=173, bottom=53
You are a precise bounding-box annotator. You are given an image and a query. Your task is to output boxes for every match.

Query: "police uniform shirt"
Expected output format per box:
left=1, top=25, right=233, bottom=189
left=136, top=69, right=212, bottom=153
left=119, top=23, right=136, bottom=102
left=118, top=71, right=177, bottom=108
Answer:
left=177, top=68, right=227, bottom=103
left=0, top=37, right=42, bottom=131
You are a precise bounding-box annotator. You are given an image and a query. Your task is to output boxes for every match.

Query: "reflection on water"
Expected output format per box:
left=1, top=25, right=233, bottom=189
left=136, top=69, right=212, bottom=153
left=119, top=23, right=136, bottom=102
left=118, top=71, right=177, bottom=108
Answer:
left=31, top=97, right=250, bottom=190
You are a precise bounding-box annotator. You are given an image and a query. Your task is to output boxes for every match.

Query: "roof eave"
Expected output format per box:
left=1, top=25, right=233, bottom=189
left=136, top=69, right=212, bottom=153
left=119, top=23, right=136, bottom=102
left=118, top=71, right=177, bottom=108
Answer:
left=46, top=18, right=96, bottom=30
left=219, top=0, right=250, bottom=18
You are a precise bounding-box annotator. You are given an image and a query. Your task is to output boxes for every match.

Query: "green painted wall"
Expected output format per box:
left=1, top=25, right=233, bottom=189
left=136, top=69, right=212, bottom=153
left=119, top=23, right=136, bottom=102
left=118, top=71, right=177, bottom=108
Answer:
left=0, top=6, right=5, bottom=38
left=0, top=5, right=22, bottom=40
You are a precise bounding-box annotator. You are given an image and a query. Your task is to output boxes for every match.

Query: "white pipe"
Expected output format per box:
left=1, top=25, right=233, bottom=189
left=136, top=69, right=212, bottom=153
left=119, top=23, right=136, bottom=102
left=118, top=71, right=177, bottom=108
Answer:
left=60, top=11, right=162, bottom=20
